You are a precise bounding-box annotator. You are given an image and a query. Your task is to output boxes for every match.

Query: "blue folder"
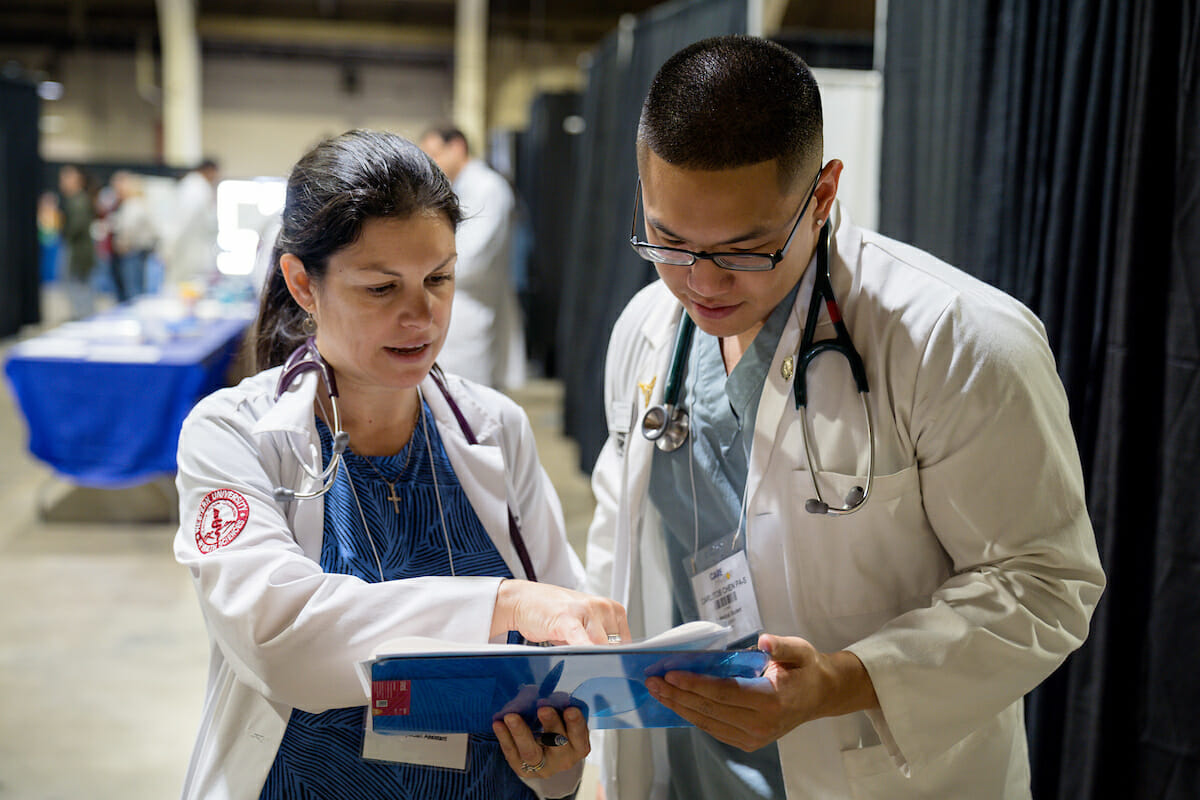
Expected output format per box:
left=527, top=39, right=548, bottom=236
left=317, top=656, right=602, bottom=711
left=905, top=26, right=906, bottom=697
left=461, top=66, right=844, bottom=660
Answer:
left=370, top=647, right=769, bottom=734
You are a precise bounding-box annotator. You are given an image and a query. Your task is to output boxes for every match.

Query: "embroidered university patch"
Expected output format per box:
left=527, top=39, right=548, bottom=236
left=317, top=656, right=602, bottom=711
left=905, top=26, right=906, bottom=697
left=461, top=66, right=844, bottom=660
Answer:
left=195, top=489, right=250, bottom=553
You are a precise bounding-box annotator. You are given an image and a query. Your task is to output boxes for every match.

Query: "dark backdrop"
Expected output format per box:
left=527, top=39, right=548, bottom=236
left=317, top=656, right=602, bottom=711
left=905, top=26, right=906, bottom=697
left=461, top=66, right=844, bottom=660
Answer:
left=517, top=90, right=583, bottom=379
left=556, top=0, right=748, bottom=471
left=0, top=73, right=42, bottom=337
left=880, top=1, right=1199, bottom=797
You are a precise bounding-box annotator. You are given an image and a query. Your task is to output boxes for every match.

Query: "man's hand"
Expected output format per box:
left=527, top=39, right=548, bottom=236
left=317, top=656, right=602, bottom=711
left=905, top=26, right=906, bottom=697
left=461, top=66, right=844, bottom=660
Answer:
left=644, top=633, right=879, bottom=751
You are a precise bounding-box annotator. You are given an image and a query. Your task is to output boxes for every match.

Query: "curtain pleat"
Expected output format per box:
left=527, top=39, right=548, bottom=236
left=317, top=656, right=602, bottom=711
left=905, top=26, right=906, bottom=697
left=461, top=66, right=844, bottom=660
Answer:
left=881, top=1, right=1199, bottom=796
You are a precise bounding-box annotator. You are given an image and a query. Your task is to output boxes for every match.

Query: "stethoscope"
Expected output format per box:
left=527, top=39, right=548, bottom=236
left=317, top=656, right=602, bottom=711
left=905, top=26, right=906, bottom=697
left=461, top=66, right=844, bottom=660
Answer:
left=640, top=221, right=875, bottom=516
left=272, top=336, right=349, bottom=502
left=266, top=336, right=543, bottom=580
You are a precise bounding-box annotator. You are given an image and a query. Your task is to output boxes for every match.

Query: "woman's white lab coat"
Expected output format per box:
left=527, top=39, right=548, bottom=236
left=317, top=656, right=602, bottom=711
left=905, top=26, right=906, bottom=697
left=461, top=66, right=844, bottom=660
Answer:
left=586, top=204, right=1105, bottom=799
left=174, top=366, right=585, bottom=800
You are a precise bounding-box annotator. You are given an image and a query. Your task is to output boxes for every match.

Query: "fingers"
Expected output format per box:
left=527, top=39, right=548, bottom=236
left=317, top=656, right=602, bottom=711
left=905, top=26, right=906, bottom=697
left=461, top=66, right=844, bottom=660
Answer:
left=501, top=581, right=630, bottom=646
left=658, top=671, right=773, bottom=711
left=493, top=713, right=546, bottom=777
left=645, top=675, right=772, bottom=751
left=758, top=633, right=817, bottom=666
left=492, top=706, right=590, bottom=780
left=559, top=705, right=590, bottom=752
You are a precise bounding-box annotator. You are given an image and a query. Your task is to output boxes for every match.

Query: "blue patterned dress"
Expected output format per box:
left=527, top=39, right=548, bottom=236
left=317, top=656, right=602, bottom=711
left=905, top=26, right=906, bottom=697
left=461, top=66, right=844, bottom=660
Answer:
left=259, top=401, right=536, bottom=800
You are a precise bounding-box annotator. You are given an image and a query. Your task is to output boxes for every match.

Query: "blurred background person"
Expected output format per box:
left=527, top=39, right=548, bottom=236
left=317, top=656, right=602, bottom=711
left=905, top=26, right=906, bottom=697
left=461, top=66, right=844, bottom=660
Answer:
left=92, top=177, right=121, bottom=302
left=57, top=164, right=97, bottom=320
left=160, top=158, right=220, bottom=292
left=109, top=171, right=159, bottom=302
left=37, top=190, right=62, bottom=286
left=420, top=126, right=526, bottom=391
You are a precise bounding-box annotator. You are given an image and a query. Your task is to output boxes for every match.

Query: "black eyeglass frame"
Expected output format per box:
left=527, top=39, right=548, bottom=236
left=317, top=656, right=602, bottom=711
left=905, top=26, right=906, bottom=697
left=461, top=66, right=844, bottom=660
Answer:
left=628, top=167, right=823, bottom=272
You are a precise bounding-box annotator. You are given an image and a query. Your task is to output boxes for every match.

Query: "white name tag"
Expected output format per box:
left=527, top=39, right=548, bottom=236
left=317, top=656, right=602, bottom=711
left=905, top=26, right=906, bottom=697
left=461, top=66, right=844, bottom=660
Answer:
left=689, top=547, right=763, bottom=641
left=362, top=721, right=469, bottom=770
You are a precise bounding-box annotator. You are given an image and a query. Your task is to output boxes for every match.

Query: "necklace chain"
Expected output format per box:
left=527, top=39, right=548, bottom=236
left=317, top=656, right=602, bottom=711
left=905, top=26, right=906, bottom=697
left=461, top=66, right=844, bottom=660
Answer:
left=357, top=400, right=422, bottom=514
left=341, top=386, right=455, bottom=580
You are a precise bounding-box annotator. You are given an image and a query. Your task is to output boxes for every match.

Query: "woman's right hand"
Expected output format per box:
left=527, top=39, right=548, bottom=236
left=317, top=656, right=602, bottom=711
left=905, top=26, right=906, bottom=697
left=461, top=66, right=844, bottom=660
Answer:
left=491, top=579, right=630, bottom=646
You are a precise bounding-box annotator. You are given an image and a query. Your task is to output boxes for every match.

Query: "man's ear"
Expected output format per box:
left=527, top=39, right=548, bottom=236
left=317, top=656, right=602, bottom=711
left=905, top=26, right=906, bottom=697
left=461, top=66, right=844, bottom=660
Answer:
left=280, top=253, right=315, bottom=314
left=812, top=159, right=844, bottom=227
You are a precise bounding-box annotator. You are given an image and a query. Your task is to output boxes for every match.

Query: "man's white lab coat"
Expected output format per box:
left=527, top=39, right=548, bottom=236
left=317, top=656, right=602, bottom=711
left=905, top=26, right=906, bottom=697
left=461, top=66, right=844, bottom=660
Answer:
left=586, top=204, right=1105, bottom=799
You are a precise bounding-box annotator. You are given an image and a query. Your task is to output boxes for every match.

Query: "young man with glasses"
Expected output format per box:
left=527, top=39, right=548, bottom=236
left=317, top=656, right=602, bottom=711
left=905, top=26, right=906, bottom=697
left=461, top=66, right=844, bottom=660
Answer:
left=585, top=35, right=1104, bottom=799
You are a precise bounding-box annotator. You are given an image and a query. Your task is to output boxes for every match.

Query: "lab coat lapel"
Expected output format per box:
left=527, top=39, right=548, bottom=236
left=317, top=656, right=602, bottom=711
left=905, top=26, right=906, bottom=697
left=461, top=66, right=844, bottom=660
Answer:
left=748, top=259, right=817, bottom=514
left=614, top=302, right=681, bottom=608
left=748, top=203, right=857, bottom=513
left=419, top=376, right=514, bottom=576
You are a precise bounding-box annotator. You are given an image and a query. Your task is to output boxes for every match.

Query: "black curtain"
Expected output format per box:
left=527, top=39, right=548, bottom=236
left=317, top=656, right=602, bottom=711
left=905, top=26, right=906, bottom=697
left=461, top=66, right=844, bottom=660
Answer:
left=0, top=72, right=42, bottom=337
left=558, top=0, right=747, bottom=472
left=518, top=90, right=583, bottom=379
left=880, top=1, right=1199, bottom=797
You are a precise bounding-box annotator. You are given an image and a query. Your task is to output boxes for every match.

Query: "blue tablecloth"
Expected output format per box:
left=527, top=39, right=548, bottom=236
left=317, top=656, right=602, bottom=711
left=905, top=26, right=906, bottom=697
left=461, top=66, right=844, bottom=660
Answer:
left=4, top=302, right=256, bottom=487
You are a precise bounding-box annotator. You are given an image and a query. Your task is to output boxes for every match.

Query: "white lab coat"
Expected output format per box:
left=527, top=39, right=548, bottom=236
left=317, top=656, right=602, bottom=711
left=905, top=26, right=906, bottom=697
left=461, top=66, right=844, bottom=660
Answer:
left=174, top=366, right=585, bottom=800
left=585, top=204, right=1105, bottom=799
left=439, top=159, right=527, bottom=390
left=161, top=170, right=218, bottom=288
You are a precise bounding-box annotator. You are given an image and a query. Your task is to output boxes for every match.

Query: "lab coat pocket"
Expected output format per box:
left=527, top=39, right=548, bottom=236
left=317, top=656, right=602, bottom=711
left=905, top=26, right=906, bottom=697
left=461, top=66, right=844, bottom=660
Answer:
left=786, top=463, right=951, bottom=620
left=839, top=716, right=1023, bottom=800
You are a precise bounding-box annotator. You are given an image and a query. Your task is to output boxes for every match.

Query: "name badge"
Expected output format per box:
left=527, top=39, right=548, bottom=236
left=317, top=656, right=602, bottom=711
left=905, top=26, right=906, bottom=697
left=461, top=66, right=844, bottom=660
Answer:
left=686, top=532, right=763, bottom=641
left=362, top=713, right=469, bottom=770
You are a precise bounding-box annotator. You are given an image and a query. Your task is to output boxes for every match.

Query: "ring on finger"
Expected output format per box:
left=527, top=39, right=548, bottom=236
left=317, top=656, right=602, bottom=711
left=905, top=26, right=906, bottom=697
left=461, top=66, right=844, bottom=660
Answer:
left=520, top=751, right=547, bottom=774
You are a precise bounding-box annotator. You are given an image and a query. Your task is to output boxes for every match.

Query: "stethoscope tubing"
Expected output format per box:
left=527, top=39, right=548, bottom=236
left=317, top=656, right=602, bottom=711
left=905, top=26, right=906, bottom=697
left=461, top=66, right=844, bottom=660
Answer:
left=273, top=337, right=349, bottom=501
left=640, top=221, right=875, bottom=515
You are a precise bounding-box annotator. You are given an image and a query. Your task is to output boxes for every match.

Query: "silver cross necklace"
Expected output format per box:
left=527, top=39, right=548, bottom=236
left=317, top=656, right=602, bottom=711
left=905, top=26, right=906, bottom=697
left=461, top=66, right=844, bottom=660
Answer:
left=358, top=400, right=421, bottom=513
left=339, top=387, right=455, bottom=581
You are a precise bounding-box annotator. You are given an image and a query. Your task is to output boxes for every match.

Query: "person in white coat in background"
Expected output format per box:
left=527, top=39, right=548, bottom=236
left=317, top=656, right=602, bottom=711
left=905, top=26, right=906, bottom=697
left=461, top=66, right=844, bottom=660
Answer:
left=174, top=129, right=628, bottom=800
left=420, top=126, right=527, bottom=390
left=586, top=36, right=1105, bottom=799
left=161, top=158, right=220, bottom=291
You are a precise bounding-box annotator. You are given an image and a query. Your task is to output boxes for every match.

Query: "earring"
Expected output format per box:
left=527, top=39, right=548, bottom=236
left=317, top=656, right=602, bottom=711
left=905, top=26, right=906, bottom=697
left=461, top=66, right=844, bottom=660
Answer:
left=302, top=313, right=317, bottom=335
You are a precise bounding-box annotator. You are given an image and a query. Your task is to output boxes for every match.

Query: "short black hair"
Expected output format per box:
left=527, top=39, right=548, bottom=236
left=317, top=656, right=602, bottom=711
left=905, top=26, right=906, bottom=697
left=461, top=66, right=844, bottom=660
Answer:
left=637, top=35, right=823, bottom=190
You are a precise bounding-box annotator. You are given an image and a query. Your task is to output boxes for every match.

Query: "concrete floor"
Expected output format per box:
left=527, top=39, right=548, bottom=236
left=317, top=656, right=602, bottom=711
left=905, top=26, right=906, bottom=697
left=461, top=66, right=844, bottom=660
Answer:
left=0, top=291, right=598, bottom=799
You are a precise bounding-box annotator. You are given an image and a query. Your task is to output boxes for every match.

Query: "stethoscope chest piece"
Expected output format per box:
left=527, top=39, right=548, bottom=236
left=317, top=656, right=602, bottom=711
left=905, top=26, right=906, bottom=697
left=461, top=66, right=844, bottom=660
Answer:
left=642, top=402, right=689, bottom=452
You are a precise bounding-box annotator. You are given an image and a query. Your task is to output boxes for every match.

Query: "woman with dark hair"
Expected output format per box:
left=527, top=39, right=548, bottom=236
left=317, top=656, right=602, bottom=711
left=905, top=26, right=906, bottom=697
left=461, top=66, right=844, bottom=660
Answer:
left=174, top=130, right=626, bottom=800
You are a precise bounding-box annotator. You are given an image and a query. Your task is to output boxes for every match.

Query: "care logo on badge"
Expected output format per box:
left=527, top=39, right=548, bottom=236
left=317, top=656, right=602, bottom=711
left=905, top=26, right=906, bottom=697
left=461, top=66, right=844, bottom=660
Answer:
left=195, top=489, right=250, bottom=554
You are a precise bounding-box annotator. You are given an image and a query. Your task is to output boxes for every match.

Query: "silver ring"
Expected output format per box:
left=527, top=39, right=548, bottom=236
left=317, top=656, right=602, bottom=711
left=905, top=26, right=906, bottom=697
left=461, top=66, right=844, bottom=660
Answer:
left=607, top=633, right=622, bottom=643
left=520, top=752, right=547, bottom=773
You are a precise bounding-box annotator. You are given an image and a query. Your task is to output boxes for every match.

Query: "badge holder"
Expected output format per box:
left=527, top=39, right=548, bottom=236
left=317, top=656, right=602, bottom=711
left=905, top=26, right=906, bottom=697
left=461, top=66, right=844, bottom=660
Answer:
left=685, top=530, right=764, bottom=643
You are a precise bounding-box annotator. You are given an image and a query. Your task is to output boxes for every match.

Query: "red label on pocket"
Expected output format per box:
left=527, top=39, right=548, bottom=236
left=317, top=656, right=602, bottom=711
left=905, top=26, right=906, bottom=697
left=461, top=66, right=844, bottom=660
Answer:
left=371, top=679, right=411, bottom=716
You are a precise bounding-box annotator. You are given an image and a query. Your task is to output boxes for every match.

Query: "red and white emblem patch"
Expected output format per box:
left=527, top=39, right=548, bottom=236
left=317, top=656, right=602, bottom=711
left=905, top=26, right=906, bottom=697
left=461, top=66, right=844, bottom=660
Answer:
left=195, top=489, right=251, bottom=554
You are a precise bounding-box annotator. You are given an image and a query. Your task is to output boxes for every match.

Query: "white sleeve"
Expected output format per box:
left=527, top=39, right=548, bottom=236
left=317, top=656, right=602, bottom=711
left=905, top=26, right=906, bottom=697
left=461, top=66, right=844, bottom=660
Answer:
left=846, top=298, right=1105, bottom=765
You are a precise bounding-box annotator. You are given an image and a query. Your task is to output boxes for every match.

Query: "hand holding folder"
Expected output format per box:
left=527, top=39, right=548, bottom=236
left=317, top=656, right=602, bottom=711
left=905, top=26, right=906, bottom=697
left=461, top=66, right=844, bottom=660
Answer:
left=362, top=621, right=769, bottom=735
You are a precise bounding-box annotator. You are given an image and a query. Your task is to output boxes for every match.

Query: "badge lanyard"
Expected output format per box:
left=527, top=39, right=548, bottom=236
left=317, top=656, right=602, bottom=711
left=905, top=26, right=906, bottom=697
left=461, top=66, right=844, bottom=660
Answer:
left=680, top=343, right=764, bottom=642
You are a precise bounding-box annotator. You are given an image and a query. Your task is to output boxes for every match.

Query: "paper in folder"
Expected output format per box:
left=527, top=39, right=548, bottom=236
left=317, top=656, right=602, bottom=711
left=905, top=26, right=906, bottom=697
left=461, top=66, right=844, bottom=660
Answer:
left=362, top=621, right=768, bottom=735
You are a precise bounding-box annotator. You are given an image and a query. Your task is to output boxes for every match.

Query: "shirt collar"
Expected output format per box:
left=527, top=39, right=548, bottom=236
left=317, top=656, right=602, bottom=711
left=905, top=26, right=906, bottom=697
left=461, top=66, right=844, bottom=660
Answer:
left=725, top=278, right=804, bottom=422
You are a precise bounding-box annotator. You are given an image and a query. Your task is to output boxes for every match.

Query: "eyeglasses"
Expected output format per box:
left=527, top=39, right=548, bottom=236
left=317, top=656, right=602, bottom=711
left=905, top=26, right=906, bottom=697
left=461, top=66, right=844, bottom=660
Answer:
left=628, top=168, right=822, bottom=272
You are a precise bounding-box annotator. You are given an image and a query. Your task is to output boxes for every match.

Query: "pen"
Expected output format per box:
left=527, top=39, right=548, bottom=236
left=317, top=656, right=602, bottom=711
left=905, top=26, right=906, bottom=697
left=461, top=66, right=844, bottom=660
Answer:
left=538, top=732, right=569, bottom=747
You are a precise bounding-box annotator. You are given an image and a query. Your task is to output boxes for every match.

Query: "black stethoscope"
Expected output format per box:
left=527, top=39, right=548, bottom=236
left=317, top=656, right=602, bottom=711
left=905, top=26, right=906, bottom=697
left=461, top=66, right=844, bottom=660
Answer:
left=641, top=221, right=875, bottom=516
